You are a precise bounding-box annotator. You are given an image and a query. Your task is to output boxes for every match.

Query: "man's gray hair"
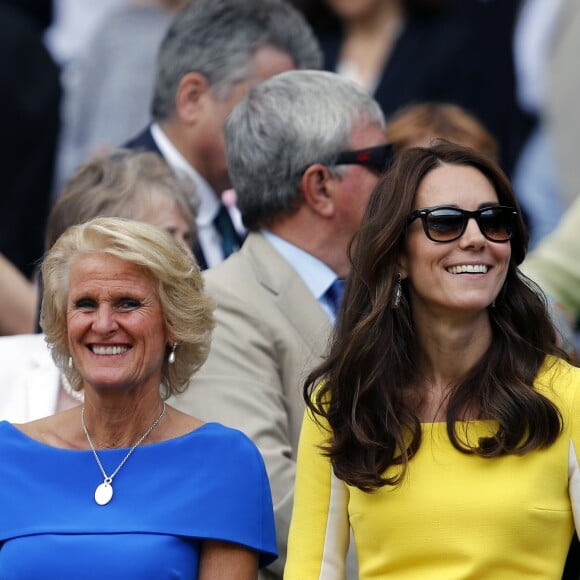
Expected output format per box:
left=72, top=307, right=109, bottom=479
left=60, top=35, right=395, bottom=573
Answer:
left=225, top=70, right=386, bottom=231
left=152, top=0, right=322, bottom=121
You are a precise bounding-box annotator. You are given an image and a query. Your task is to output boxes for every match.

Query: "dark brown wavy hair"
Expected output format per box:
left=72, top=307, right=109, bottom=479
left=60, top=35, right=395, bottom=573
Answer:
left=305, top=142, right=565, bottom=492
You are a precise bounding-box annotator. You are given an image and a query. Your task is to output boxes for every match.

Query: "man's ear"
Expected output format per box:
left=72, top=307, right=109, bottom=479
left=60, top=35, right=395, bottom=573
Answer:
left=300, top=163, right=336, bottom=218
left=175, top=72, right=209, bottom=124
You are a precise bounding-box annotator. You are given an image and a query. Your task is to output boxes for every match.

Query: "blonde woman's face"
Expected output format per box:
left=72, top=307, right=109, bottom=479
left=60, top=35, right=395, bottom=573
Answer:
left=66, top=253, right=169, bottom=396
left=137, top=195, right=194, bottom=256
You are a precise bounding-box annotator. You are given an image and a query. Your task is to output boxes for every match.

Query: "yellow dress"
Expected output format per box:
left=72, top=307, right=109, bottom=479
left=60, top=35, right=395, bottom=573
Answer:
left=285, top=358, right=580, bottom=579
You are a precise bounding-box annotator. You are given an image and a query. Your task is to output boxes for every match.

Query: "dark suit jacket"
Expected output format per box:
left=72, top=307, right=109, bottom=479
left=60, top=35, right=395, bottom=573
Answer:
left=124, top=125, right=161, bottom=156
left=0, top=2, right=61, bottom=278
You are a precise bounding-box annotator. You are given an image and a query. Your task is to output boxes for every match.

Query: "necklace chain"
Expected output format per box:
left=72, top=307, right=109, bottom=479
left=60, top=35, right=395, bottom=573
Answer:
left=81, top=402, right=166, bottom=484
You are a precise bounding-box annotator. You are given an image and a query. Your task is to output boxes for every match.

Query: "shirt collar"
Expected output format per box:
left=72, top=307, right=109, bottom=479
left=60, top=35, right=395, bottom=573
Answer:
left=261, top=230, right=338, bottom=301
left=150, top=123, right=220, bottom=225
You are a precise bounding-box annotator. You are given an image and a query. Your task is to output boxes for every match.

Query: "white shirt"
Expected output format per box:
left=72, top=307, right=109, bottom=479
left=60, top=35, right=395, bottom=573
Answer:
left=150, top=123, right=228, bottom=268
left=0, top=334, right=61, bottom=423
left=262, top=230, right=340, bottom=323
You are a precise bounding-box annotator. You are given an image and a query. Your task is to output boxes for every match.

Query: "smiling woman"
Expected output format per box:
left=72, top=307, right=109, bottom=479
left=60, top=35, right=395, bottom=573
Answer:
left=0, top=217, right=277, bottom=579
left=401, top=163, right=514, bottom=319
left=285, top=143, right=580, bottom=580
left=65, top=253, right=168, bottom=396
left=0, top=149, right=200, bottom=423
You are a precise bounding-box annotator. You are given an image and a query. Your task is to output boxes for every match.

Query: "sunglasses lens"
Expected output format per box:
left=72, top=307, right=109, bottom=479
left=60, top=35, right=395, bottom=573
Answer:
left=479, top=207, right=514, bottom=241
left=425, top=209, right=465, bottom=241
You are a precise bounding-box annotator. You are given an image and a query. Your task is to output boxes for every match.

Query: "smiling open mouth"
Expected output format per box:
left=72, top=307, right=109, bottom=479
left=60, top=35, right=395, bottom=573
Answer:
left=91, top=345, right=130, bottom=355
left=446, top=265, right=488, bottom=274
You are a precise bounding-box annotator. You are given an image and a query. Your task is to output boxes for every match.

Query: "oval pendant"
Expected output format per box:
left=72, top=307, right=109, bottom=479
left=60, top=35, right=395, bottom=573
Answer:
left=95, top=482, right=113, bottom=505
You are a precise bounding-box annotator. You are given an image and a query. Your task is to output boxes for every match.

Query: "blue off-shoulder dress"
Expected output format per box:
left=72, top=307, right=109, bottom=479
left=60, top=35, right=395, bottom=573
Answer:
left=0, top=420, right=277, bottom=578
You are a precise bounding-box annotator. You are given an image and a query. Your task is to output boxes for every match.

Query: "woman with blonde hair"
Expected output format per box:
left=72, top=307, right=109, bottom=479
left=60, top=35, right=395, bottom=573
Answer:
left=0, top=149, right=198, bottom=422
left=0, top=217, right=277, bottom=577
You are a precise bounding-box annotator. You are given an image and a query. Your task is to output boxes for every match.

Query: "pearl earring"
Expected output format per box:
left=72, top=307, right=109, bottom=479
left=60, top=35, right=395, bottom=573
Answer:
left=68, top=356, right=73, bottom=369
left=168, top=343, right=177, bottom=365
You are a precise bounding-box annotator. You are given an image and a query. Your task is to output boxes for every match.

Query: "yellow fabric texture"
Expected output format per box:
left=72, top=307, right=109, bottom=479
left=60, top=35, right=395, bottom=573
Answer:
left=285, top=357, right=580, bottom=579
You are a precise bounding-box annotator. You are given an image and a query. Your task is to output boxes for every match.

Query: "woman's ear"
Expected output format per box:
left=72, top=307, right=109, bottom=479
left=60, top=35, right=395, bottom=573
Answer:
left=396, top=253, right=408, bottom=280
left=300, top=163, right=336, bottom=218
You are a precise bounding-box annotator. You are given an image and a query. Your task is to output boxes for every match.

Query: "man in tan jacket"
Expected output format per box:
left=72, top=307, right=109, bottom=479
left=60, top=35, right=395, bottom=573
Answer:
left=171, top=70, right=389, bottom=578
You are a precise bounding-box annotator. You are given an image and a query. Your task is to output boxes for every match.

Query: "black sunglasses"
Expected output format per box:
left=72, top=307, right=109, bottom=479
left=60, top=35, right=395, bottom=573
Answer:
left=407, top=205, right=518, bottom=243
left=334, top=143, right=394, bottom=173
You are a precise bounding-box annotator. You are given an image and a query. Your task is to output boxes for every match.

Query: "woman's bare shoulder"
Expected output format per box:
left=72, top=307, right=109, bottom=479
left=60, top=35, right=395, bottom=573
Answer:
left=12, top=408, right=83, bottom=449
left=159, top=404, right=206, bottom=441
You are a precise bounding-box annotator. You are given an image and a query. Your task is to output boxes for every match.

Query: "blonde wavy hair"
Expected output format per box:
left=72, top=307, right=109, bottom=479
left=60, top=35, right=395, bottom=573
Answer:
left=41, top=217, right=215, bottom=398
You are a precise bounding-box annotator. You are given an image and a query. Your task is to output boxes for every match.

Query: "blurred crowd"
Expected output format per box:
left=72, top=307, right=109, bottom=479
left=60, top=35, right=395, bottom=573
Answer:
left=2, top=0, right=579, bottom=344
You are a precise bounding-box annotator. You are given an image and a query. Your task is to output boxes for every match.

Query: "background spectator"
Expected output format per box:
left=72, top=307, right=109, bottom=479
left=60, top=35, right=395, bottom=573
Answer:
left=54, top=0, right=190, bottom=192
left=0, top=255, right=37, bottom=336
left=125, top=0, right=322, bottom=269
left=172, top=69, right=388, bottom=579
left=291, top=0, right=526, bottom=176
left=0, top=0, right=61, bottom=279
left=511, top=0, right=566, bottom=248
left=385, top=101, right=499, bottom=159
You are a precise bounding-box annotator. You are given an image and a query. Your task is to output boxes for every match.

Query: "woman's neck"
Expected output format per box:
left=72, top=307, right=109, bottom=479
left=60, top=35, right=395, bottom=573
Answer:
left=81, top=388, right=165, bottom=449
left=411, top=312, right=493, bottom=421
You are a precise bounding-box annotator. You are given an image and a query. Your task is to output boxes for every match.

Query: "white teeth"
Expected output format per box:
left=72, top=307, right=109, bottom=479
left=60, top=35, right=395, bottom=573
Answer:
left=92, top=345, right=128, bottom=355
left=447, top=264, right=488, bottom=274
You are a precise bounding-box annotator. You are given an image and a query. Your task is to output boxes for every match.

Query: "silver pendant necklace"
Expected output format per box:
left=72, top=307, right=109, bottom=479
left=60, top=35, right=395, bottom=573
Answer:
left=81, top=402, right=166, bottom=506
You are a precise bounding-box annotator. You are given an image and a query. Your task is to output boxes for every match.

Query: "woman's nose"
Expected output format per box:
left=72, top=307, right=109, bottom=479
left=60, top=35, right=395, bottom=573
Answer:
left=459, top=217, right=486, bottom=249
left=92, top=305, right=118, bottom=334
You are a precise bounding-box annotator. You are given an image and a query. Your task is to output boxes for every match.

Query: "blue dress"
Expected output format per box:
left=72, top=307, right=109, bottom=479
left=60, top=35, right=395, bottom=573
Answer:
left=0, top=420, right=277, bottom=578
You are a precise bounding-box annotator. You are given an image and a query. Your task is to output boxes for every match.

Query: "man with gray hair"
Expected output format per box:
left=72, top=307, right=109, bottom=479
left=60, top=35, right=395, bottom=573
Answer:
left=171, top=69, right=391, bottom=578
left=126, top=0, right=321, bottom=269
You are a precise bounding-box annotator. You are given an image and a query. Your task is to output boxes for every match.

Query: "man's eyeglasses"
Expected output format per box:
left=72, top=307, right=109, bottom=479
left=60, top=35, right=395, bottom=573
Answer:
left=407, top=205, right=518, bottom=243
left=334, top=143, right=394, bottom=173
